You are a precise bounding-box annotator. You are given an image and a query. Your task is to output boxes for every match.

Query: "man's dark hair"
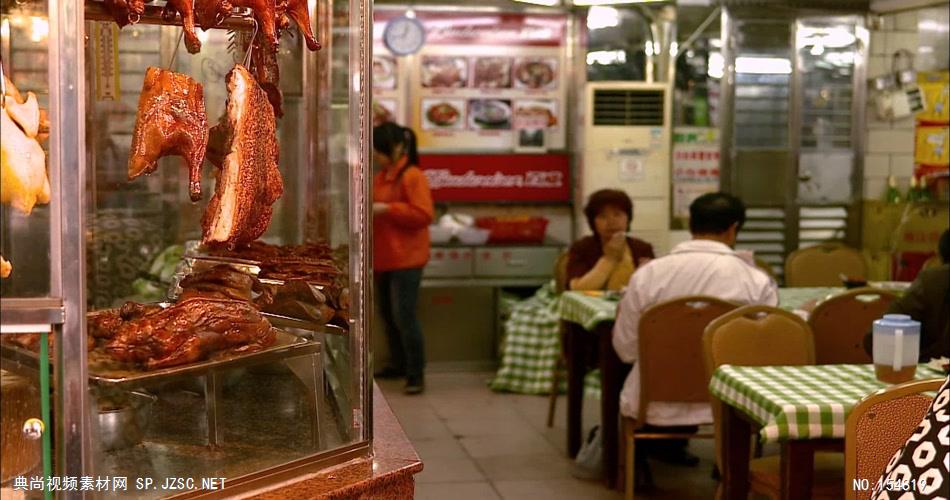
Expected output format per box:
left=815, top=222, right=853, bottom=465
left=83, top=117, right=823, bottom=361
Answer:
left=583, top=189, right=633, bottom=234
left=689, top=192, right=746, bottom=235
left=939, top=229, right=950, bottom=264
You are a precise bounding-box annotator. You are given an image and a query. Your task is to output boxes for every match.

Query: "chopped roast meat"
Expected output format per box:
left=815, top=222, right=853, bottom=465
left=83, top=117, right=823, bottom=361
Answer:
left=280, top=0, right=320, bottom=51
left=178, top=264, right=263, bottom=302
left=201, top=64, right=283, bottom=248
left=88, top=302, right=164, bottom=340
left=105, top=297, right=276, bottom=370
left=3, top=332, right=95, bottom=353
left=128, top=67, right=208, bottom=202
left=162, top=0, right=202, bottom=54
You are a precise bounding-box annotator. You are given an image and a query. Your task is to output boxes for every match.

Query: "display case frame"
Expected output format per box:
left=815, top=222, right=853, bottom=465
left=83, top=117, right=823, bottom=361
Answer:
left=1, top=0, right=375, bottom=496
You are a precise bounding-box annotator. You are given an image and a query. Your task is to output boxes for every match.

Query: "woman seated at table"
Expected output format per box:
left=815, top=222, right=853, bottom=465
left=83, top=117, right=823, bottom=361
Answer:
left=567, top=189, right=655, bottom=291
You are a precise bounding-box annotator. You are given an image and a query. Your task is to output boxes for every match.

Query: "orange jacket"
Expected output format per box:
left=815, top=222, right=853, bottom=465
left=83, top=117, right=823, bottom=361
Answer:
left=373, top=158, right=434, bottom=272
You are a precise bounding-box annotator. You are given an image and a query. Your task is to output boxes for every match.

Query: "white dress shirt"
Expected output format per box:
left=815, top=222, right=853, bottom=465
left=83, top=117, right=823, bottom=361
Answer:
left=612, top=239, right=779, bottom=425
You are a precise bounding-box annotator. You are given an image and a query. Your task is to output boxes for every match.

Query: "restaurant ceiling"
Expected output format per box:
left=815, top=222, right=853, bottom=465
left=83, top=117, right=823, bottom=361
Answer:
left=718, top=0, right=870, bottom=10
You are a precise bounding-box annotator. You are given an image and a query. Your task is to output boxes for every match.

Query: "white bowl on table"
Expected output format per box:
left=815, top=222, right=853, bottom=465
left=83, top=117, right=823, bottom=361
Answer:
left=457, top=228, right=491, bottom=245
left=429, top=225, right=454, bottom=244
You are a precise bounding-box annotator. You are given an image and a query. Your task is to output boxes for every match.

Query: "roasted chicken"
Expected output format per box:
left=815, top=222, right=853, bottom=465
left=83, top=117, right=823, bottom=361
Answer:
left=202, top=64, right=283, bottom=248
left=1, top=76, right=51, bottom=215
left=104, top=297, right=276, bottom=370
left=162, top=0, right=202, bottom=54
left=0, top=256, right=11, bottom=279
left=128, top=67, right=208, bottom=202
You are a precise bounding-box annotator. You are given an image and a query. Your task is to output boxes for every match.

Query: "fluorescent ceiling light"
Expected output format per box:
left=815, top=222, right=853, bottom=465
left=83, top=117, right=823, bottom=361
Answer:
left=512, top=0, right=561, bottom=5
left=736, top=56, right=792, bottom=74
left=587, top=6, right=619, bottom=30
left=587, top=49, right=627, bottom=65
left=573, top=0, right=665, bottom=6
left=707, top=52, right=724, bottom=79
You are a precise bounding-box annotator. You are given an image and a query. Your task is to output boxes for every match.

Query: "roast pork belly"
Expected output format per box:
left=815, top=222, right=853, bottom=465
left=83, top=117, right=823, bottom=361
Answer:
left=104, top=297, right=276, bottom=370
left=202, top=64, right=283, bottom=248
left=178, top=264, right=264, bottom=302
left=128, top=67, right=209, bottom=202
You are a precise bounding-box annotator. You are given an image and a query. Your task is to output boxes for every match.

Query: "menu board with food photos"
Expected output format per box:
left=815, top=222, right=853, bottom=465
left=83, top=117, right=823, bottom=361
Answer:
left=373, top=11, right=567, bottom=152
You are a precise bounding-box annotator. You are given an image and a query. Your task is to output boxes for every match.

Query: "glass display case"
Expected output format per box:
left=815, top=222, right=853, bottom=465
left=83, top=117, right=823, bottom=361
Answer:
left=1, top=0, right=372, bottom=496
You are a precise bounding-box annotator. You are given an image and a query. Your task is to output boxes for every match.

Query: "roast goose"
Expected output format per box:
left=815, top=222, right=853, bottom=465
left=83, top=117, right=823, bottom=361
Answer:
left=103, top=0, right=147, bottom=28
left=202, top=64, right=283, bottom=248
left=128, top=67, right=208, bottom=202
left=104, top=297, right=276, bottom=370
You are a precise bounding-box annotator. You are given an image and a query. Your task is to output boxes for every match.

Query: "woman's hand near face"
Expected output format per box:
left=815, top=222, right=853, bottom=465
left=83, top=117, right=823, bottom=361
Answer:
left=373, top=202, right=390, bottom=215
left=603, top=232, right=626, bottom=262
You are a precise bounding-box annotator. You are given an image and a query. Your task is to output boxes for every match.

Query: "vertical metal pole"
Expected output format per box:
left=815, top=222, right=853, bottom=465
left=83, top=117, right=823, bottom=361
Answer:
left=49, top=0, right=90, bottom=491
left=787, top=20, right=803, bottom=253
left=850, top=20, right=869, bottom=249
left=719, top=10, right=735, bottom=193
left=39, top=329, right=52, bottom=500
left=350, top=0, right=373, bottom=443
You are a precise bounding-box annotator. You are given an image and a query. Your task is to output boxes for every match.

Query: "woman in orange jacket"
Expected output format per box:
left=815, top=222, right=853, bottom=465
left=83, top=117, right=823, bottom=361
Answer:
left=372, top=122, right=434, bottom=394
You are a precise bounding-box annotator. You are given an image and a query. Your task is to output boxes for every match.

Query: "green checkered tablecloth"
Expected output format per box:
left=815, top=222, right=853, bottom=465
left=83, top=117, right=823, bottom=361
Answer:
left=558, top=291, right=620, bottom=331
left=777, top=287, right=843, bottom=312
left=708, top=364, right=945, bottom=442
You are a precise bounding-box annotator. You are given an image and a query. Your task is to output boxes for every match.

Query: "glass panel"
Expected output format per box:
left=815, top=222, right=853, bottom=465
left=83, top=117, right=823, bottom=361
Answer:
left=674, top=5, right=721, bottom=127
left=0, top=358, right=48, bottom=497
left=1, top=1, right=53, bottom=298
left=81, top=0, right=366, bottom=494
left=586, top=7, right=650, bottom=81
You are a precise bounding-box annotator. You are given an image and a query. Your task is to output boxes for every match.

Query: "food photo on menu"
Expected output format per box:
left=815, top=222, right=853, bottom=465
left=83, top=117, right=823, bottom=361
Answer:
left=472, top=57, right=512, bottom=89
left=513, top=99, right=558, bottom=129
left=468, top=99, right=512, bottom=130
left=372, top=55, right=397, bottom=90
left=421, top=55, right=468, bottom=88
left=513, top=57, right=558, bottom=90
left=421, top=98, right=466, bottom=130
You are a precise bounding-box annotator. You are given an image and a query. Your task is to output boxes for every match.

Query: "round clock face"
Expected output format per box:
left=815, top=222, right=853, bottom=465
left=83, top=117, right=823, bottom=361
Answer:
left=383, top=16, right=425, bottom=56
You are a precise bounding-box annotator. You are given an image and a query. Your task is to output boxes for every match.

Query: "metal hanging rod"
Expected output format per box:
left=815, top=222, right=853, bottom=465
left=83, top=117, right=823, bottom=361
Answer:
left=83, top=2, right=256, bottom=31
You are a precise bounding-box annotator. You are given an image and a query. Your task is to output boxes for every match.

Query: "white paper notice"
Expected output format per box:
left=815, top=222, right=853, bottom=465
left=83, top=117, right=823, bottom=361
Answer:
left=619, top=157, right=645, bottom=181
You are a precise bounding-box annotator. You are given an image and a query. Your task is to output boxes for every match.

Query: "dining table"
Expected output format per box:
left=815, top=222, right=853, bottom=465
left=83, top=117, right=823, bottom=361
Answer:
left=708, top=363, right=945, bottom=499
left=556, top=286, right=849, bottom=489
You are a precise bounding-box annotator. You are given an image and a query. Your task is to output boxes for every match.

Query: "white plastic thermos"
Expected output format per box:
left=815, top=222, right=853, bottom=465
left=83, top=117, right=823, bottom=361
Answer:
left=872, top=314, right=920, bottom=383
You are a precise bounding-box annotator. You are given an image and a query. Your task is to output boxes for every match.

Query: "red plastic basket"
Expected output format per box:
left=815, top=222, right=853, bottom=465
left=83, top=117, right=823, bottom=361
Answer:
left=474, top=217, right=549, bottom=244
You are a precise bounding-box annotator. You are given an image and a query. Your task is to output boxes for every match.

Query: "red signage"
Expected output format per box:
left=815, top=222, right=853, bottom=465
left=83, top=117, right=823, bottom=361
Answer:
left=418, top=154, right=570, bottom=202
left=374, top=12, right=566, bottom=48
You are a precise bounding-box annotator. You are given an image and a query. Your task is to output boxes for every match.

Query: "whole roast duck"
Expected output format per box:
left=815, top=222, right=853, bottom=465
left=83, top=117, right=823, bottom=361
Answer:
left=127, top=67, right=208, bottom=202
left=202, top=64, right=283, bottom=248
left=102, top=297, right=276, bottom=370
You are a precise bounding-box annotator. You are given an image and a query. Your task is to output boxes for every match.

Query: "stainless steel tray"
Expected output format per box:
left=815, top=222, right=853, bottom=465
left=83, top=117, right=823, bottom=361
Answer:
left=0, top=329, right=319, bottom=389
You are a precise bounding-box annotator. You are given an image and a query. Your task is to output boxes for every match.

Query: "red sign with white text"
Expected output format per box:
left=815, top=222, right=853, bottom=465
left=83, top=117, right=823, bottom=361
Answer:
left=374, top=12, right=566, bottom=47
left=418, top=154, right=570, bottom=202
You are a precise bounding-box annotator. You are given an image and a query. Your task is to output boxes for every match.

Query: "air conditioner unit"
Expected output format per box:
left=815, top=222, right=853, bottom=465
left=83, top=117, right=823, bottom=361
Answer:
left=580, top=82, right=673, bottom=252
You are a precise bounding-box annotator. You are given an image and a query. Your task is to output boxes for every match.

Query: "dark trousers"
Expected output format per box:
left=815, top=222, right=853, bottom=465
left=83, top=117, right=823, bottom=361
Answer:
left=375, top=268, right=425, bottom=381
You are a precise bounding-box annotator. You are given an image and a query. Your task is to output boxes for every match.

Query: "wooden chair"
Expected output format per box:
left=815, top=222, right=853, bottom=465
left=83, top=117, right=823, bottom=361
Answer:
left=844, top=378, right=944, bottom=500
left=621, top=296, right=738, bottom=499
left=785, top=243, right=867, bottom=287
left=702, top=305, right=844, bottom=499
left=547, top=250, right=570, bottom=427
left=808, top=287, right=898, bottom=365
left=921, top=254, right=943, bottom=270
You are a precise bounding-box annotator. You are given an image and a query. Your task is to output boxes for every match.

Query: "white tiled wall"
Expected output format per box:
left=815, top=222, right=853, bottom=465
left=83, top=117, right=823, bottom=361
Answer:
left=863, top=10, right=925, bottom=200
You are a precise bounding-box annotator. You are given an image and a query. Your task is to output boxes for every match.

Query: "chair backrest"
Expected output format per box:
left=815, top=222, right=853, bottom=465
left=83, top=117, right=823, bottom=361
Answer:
left=553, top=250, right=570, bottom=293
left=702, top=305, right=816, bottom=471
left=921, top=254, right=942, bottom=271
left=785, top=243, right=867, bottom=287
left=637, top=296, right=739, bottom=422
left=703, top=305, right=816, bottom=375
left=808, top=287, right=898, bottom=364
left=844, top=378, right=944, bottom=500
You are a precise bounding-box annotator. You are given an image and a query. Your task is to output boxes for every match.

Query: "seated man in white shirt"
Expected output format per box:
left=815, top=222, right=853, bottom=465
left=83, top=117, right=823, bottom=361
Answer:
left=612, top=192, right=777, bottom=472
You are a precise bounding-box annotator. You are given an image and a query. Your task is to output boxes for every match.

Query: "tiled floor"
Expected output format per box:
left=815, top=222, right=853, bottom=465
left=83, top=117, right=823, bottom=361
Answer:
left=378, top=371, right=720, bottom=500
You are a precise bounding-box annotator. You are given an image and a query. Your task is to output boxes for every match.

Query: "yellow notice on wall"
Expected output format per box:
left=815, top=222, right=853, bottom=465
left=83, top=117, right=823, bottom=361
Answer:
left=916, top=71, right=949, bottom=125
left=915, top=126, right=949, bottom=166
